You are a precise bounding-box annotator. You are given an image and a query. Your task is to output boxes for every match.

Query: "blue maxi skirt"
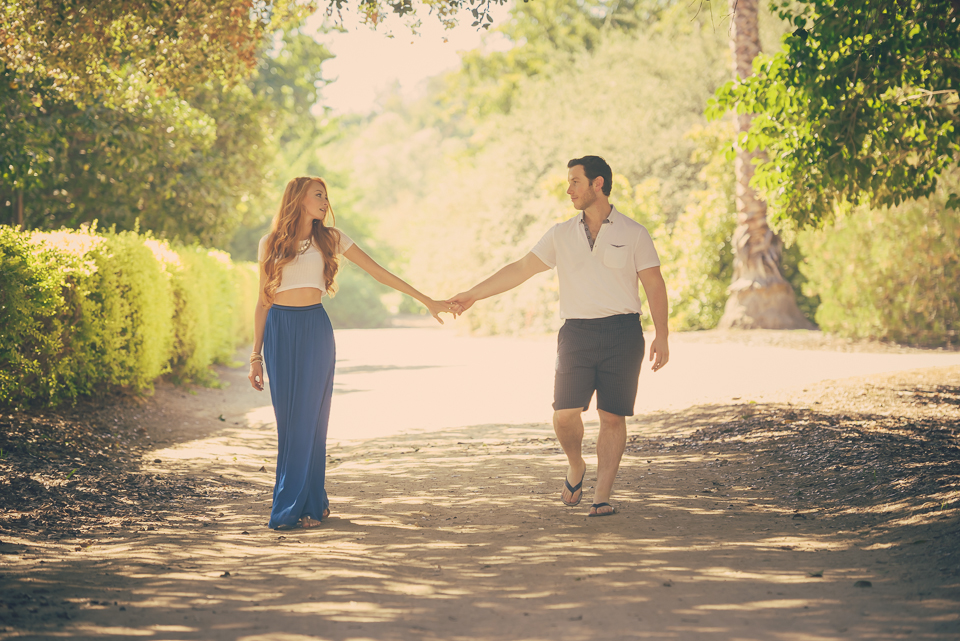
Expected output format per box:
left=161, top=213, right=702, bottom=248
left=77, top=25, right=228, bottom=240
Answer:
left=263, top=302, right=335, bottom=529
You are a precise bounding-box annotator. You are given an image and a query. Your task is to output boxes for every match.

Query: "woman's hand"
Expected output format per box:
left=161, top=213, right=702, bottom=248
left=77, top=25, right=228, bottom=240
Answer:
left=446, top=292, right=474, bottom=314
left=249, top=361, right=264, bottom=391
left=424, top=298, right=460, bottom=324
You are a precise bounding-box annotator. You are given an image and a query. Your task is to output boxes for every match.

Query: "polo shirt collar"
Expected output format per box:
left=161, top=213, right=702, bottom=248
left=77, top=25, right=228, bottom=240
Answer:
left=579, top=204, right=619, bottom=224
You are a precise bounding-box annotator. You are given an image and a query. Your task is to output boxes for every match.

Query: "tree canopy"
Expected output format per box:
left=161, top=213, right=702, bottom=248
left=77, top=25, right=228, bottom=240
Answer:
left=0, top=0, right=519, bottom=241
left=0, top=1, right=315, bottom=106
left=708, top=0, right=960, bottom=227
left=0, top=2, right=337, bottom=243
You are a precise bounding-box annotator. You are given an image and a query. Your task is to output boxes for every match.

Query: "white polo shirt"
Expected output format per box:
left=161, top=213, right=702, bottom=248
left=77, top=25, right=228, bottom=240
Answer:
left=531, top=205, right=660, bottom=320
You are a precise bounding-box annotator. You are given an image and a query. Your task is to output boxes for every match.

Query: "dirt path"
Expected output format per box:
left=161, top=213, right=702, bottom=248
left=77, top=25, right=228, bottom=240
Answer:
left=1, top=329, right=959, bottom=640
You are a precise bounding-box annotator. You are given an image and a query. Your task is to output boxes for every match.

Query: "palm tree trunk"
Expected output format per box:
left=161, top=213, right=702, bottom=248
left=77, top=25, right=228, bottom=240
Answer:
left=718, top=0, right=814, bottom=330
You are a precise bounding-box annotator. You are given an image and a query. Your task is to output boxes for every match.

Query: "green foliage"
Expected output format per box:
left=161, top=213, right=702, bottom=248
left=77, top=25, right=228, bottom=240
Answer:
left=0, top=1, right=314, bottom=108
left=427, top=0, right=713, bottom=134
left=252, top=32, right=336, bottom=148
left=0, top=226, right=68, bottom=404
left=779, top=235, right=820, bottom=323
left=0, top=225, right=257, bottom=408
left=659, top=121, right=819, bottom=330
left=168, top=246, right=243, bottom=384
left=430, top=0, right=676, bottom=127
left=0, top=225, right=175, bottom=404
left=225, top=31, right=337, bottom=250
left=798, top=172, right=960, bottom=346
left=658, top=123, right=737, bottom=330
left=85, top=230, right=176, bottom=390
left=0, top=11, right=336, bottom=246
left=0, top=63, right=279, bottom=244
left=707, top=0, right=960, bottom=227
left=324, top=0, right=507, bottom=31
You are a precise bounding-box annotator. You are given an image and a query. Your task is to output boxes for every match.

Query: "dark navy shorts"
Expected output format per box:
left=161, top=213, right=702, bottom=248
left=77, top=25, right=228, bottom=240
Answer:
left=554, top=313, right=645, bottom=417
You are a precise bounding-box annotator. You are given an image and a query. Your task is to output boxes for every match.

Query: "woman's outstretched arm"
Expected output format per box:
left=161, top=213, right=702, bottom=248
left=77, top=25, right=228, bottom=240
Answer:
left=342, top=244, right=454, bottom=323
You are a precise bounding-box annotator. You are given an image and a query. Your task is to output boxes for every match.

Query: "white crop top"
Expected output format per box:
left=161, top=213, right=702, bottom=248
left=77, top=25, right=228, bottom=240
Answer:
left=258, top=229, right=354, bottom=295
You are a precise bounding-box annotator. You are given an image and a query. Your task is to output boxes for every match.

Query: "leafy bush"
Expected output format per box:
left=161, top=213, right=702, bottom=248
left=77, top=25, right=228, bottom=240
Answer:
left=0, top=227, right=70, bottom=405
left=798, top=175, right=960, bottom=346
left=167, top=246, right=243, bottom=384
left=25, top=228, right=176, bottom=401
left=0, top=225, right=258, bottom=408
left=86, top=231, right=176, bottom=390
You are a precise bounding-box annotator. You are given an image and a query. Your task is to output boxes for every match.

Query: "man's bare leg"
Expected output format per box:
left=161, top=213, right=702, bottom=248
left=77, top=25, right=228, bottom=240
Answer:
left=554, top=408, right=586, bottom=505
left=591, top=409, right=627, bottom=515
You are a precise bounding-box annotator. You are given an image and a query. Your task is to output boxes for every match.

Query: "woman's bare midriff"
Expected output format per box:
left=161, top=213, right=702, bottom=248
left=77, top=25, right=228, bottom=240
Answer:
left=272, top=287, right=325, bottom=307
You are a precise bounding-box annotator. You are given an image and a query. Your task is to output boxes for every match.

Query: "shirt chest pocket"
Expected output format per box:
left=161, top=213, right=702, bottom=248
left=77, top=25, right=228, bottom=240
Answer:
left=603, top=245, right=628, bottom=269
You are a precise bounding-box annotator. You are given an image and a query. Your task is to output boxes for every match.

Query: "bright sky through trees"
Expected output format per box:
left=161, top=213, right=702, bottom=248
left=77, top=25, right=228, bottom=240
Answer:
left=304, top=2, right=514, bottom=114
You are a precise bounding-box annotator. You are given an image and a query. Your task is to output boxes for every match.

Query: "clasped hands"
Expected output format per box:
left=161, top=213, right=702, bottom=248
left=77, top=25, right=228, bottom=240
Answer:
left=426, top=291, right=472, bottom=323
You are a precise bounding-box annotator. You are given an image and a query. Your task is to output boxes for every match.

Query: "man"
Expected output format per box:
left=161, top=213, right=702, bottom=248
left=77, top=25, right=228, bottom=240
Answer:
left=448, top=156, right=669, bottom=517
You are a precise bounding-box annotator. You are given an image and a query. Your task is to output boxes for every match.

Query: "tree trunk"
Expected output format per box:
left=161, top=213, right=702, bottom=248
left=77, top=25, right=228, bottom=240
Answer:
left=718, top=0, right=814, bottom=330
left=17, top=190, right=24, bottom=230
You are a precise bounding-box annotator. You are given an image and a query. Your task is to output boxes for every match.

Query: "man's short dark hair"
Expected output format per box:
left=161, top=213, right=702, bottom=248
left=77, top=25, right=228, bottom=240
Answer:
left=567, top=156, right=612, bottom=196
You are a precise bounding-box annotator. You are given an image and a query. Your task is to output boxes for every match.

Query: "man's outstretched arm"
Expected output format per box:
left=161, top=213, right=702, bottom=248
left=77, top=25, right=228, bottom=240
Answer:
left=448, top=252, right=550, bottom=312
left=638, top=265, right=669, bottom=371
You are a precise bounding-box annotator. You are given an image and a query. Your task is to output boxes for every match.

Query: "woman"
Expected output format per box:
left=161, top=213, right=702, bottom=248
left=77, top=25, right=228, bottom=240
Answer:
left=248, top=176, right=453, bottom=530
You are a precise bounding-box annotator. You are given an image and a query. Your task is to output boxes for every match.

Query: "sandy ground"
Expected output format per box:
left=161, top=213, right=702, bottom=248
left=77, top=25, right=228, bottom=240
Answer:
left=1, top=325, right=959, bottom=640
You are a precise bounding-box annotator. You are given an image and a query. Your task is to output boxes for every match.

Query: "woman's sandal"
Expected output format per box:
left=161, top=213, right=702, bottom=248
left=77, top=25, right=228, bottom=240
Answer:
left=300, top=507, right=331, bottom=529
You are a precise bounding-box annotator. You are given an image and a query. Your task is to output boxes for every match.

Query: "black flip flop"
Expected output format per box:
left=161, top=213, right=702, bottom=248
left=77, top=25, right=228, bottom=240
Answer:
left=588, top=502, right=618, bottom=517
left=561, top=470, right=586, bottom=506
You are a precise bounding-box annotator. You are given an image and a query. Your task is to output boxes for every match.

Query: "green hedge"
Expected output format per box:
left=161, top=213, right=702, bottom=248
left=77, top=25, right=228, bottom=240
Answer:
left=0, top=225, right=258, bottom=408
left=798, top=179, right=960, bottom=347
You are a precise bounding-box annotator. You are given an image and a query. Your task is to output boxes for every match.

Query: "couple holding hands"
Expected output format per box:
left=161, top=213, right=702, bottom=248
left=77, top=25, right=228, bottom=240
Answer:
left=248, top=155, right=669, bottom=530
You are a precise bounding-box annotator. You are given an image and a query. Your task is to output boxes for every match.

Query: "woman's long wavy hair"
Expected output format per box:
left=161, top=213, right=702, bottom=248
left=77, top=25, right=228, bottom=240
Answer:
left=262, top=176, right=341, bottom=304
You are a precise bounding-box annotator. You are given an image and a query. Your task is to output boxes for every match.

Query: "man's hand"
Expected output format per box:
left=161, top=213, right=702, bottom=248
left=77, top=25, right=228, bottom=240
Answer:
left=445, top=253, right=549, bottom=316
left=423, top=298, right=460, bottom=323
left=446, top=292, right=476, bottom=315
left=648, top=335, right=669, bottom=372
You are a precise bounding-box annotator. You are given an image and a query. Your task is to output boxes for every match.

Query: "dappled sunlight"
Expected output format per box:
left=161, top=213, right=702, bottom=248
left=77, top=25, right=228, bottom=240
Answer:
left=65, top=624, right=155, bottom=637
left=236, top=636, right=344, bottom=641
left=14, top=419, right=939, bottom=638
left=28, top=228, right=104, bottom=257
left=4, top=347, right=958, bottom=640
left=696, top=598, right=838, bottom=611
left=245, top=405, right=278, bottom=429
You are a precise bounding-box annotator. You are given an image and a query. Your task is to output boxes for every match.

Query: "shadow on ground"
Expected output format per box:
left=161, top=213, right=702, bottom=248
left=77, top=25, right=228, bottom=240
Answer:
left=1, top=369, right=959, bottom=640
